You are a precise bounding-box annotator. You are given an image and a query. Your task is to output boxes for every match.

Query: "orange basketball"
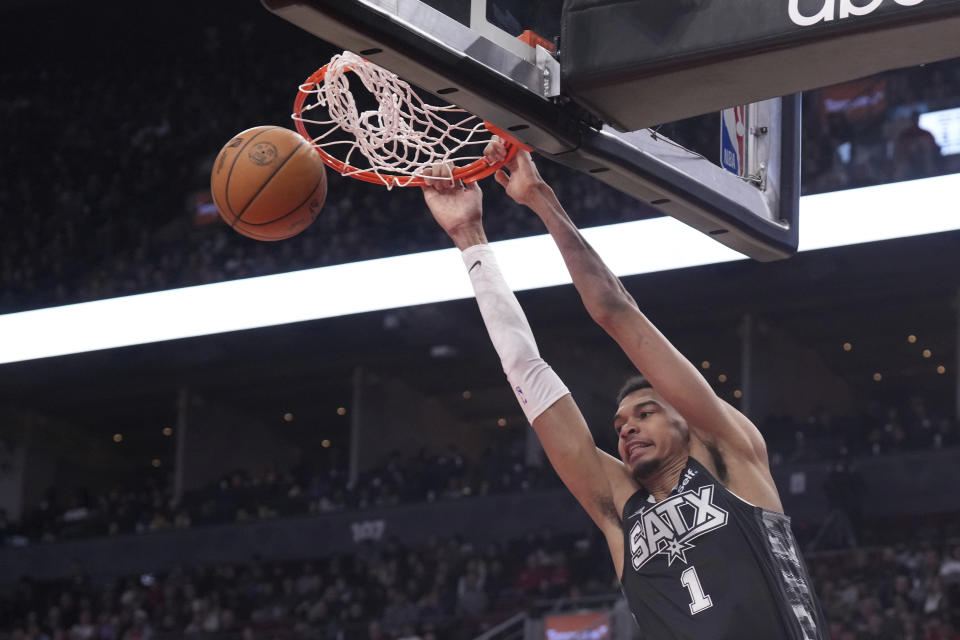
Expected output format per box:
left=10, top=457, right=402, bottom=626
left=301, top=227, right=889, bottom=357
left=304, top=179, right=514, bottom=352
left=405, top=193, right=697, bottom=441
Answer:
left=211, top=126, right=327, bottom=241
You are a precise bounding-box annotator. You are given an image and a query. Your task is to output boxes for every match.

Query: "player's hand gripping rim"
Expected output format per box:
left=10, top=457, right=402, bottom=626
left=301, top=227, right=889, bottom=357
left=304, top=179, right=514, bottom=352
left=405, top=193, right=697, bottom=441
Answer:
left=484, top=136, right=551, bottom=208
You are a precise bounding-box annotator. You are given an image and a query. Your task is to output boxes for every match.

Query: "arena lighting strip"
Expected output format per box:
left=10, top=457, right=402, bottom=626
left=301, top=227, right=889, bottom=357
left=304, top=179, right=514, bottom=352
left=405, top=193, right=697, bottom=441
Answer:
left=0, top=173, right=958, bottom=365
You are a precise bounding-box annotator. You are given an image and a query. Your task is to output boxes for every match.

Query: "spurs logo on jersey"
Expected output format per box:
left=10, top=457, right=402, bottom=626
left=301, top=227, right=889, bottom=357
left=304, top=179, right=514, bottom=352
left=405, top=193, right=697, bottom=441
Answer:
left=628, top=484, right=729, bottom=570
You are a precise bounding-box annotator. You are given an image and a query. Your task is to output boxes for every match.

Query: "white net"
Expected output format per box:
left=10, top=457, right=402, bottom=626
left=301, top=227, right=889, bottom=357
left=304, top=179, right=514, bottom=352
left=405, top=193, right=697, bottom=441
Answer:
left=294, top=52, right=493, bottom=188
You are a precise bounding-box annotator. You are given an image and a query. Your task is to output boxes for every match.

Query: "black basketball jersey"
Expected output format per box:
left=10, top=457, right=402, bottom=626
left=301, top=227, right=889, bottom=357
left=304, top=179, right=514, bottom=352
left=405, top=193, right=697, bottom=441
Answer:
left=619, top=457, right=826, bottom=640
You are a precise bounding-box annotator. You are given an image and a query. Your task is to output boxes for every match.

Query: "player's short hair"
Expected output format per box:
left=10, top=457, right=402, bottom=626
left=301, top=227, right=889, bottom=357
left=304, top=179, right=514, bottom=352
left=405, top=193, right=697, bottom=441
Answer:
left=616, top=375, right=652, bottom=404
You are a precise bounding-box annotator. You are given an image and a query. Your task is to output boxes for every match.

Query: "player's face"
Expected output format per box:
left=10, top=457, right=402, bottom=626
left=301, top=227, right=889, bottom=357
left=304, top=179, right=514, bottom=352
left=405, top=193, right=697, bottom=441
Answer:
left=614, top=389, right=690, bottom=480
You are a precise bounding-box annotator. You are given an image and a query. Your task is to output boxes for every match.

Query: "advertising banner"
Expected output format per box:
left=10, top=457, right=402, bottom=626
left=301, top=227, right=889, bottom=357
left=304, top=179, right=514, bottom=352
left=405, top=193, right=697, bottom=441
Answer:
left=544, top=611, right=611, bottom=640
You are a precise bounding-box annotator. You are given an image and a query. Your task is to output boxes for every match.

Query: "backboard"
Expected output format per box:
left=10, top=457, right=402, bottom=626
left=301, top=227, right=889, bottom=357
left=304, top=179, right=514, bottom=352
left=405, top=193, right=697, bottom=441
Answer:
left=262, top=0, right=801, bottom=261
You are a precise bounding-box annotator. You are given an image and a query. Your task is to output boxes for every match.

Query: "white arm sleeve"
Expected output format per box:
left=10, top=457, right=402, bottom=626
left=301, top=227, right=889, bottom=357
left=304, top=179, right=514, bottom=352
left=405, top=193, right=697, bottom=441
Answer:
left=461, top=244, right=569, bottom=424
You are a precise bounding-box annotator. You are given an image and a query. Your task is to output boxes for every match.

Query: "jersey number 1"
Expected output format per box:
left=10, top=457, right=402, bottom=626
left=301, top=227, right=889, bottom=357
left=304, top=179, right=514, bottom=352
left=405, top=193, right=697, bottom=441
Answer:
left=680, top=566, right=713, bottom=615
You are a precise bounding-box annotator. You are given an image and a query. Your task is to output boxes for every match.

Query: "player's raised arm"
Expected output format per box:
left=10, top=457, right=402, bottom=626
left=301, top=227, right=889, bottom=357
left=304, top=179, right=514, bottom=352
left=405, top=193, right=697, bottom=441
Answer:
left=419, top=167, right=630, bottom=567
left=486, top=143, right=767, bottom=463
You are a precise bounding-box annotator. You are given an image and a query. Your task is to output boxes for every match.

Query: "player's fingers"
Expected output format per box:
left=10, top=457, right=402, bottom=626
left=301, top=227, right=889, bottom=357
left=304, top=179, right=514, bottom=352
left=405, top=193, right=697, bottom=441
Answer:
left=482, top=141, right=497, bottom=164
left=423, top=163, right=454, bottom=190
left=511, top=147, right=531, bottom=169
left=484, top=137, right=508, bottom=165
left=427, top=161, right=454, bottom=191
left=494, top=169, right=510, bottom=189
left=509, top=149, right=537, bottom=176
left=421, top=165, right=442, bottom=189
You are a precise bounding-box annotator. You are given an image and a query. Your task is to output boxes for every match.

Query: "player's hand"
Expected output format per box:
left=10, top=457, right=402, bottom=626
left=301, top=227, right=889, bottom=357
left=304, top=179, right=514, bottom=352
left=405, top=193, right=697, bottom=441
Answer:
left=421, top=163, right=486, bottom=250
left=485, top=136, right=550, bottom=208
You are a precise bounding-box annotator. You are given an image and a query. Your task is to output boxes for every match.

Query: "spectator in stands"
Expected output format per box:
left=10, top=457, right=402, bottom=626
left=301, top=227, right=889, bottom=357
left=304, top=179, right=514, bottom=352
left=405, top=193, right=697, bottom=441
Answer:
left=455, top=570, right=488, bottom=617
left=6, top=522, right=960, bottom=639
left=941, top=547, right=960, bottom=584
left=893, top=111, right=943, bottom=181
left=3, top=3, right=959, bottom=314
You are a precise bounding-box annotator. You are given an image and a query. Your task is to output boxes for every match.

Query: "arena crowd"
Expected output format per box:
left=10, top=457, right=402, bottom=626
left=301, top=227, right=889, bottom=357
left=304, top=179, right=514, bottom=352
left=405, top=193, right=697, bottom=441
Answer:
left=2, top=518, right=960, bottom=640
left=2, top=440, right=558, bottom=545
left=3, top=4, right=960, bottom=640
left=1, top=396, right=955, bottom=548
left=1, top=4, right=959, bottom=315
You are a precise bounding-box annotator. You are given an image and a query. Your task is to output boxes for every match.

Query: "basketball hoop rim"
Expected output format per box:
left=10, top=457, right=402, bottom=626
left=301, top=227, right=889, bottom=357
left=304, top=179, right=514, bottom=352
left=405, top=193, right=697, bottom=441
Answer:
left=292, top=63, right=531, bottom=188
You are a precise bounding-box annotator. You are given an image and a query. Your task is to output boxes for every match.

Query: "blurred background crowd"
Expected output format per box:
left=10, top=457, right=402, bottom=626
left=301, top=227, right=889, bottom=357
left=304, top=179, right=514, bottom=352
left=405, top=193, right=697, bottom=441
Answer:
left=0, top=529, right=618, bottom=640
left=2, top=524, right=960, bottom=640
left=1, top=3, right=959, bottom=314
left=2, top=2, right=960, bottom=640
left=1, top=398, right=957, bottom=547
left=3, top=440, right=556, bottom=545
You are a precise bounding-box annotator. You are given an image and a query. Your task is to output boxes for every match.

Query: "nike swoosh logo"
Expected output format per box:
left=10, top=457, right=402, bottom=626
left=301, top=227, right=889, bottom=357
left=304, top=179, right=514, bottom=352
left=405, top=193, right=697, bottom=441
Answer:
left=469, top=260, right=482, bottom=273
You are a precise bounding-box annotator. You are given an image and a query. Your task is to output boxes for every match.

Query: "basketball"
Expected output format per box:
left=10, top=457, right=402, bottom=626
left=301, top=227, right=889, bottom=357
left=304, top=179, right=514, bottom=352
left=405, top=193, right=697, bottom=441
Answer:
left=211, top=126, right=327, bottom=241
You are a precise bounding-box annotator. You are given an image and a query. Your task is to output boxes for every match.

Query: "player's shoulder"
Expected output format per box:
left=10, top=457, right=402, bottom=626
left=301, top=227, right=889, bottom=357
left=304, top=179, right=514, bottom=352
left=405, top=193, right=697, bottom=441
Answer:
left=702, top=400, right=770, bottom=464
left=689, top=435, right=783, bottom=513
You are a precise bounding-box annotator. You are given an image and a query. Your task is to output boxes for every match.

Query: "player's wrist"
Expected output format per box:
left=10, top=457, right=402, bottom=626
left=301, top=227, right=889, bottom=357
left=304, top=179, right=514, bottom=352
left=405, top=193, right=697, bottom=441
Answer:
left=527, top=183, right=560, bottom=216
left=448, top=222, right=488, bottom=250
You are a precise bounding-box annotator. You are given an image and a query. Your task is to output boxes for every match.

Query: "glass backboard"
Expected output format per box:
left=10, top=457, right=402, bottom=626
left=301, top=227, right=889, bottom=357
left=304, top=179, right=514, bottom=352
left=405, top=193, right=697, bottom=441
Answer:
left=262, top=0, right=801, bottom=261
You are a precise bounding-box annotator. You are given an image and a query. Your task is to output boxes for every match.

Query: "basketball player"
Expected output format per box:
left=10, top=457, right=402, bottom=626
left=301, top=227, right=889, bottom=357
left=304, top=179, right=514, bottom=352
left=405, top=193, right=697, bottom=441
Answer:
left=420, top=143, right=827, bottom=639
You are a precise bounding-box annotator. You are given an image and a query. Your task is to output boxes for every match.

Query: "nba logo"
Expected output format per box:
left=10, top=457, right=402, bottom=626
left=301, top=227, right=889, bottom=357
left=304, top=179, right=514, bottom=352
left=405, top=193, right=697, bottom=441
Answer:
left=721, top=105, right=747, bottom=177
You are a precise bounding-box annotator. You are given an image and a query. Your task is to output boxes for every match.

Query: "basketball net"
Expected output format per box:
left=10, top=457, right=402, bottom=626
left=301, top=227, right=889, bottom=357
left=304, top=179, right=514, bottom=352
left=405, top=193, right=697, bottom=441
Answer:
left=292, top=52, right=526, bottom=188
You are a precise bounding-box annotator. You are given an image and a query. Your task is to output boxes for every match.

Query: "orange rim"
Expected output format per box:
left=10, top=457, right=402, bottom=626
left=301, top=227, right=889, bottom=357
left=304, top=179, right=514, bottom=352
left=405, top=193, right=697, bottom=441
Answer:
left=292, top=64, right=531, bottom=188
